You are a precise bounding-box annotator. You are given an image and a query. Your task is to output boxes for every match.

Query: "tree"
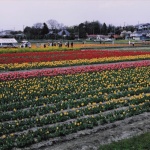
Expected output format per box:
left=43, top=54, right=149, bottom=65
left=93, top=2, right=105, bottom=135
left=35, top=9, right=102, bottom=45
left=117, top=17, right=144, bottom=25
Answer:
left=79, top=23, right=86, bottom=38
left=115, top=26, right=122, bottom=35
left=83, top=21, right=94, bottom=35
left=83, top=20, right=101, bottom=35
left=42, top=23, right=49, bottom=35
left=93, top=21, right=101, bottom=34
left=24, top=26, right=32, bottom=39
left=101, top=23, right=107, bottom=35
left=125, top=25, right=134, bottom=32
left=57, top=23, right=65, bottom=30
left=107, top=24, right=115, bottom=34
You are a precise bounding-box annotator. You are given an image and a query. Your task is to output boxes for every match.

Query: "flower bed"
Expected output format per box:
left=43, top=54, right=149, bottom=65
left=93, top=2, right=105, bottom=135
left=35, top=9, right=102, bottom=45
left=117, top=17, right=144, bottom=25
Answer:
left=0, top=64, right=150, bottom=149
left=0, top=50, right=150, bottom=64
left=0, top=60, right=149, bottom=81
left=0, top=48, right=150, bottom=149
left=0, top=54, right=150, bottom=71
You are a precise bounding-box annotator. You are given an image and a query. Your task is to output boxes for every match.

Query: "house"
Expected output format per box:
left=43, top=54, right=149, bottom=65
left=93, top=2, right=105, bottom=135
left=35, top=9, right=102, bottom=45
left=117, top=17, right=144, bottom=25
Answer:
left=113, top=34, right=123, bottom=40
left=87, top=34, right=110, bottom=41
left=135, top=23, right=150, bottom=31
left=132, top=23, right=150, bottom=40
left=86, top=34, right=97, bottom=40
left=130, top=30, right=150, bottom=40
left=0, top=38, right=18, bottom=48
left=57, top=29, right=70, bottom=37
left=96, top=35, right=110, bottom=39
left=0, top=30, right=14, bottom=38
left=45, top=29, right=70, bottom=39
left=120, top=30, right=132, bottom=39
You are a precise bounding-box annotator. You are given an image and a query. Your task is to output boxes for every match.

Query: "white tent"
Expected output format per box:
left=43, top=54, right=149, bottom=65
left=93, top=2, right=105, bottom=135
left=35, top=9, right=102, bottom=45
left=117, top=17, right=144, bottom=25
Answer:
left=0, top=38, right=18, bottom=48
left=0, top=38, right=18, bottom=43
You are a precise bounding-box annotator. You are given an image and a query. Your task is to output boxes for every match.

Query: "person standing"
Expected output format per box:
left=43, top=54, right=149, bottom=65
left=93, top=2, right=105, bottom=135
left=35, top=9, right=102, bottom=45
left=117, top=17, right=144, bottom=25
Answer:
left=132, top=42, right=134, bottom=47
left=67, top=41, right=69, bottom=48
left=71, top=42, right=73, bottom=48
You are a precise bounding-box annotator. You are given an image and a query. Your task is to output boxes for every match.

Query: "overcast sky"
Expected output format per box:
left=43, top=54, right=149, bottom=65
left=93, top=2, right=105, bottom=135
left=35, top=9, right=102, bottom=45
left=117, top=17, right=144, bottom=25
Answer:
left=0, top=0, right=150, bottom=31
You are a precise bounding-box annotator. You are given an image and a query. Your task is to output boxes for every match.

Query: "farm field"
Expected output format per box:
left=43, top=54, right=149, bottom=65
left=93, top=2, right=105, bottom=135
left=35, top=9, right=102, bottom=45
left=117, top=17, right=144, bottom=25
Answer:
left=0, top=47, right=150, bottom=150
left=0, top=41, right=149, bottom=54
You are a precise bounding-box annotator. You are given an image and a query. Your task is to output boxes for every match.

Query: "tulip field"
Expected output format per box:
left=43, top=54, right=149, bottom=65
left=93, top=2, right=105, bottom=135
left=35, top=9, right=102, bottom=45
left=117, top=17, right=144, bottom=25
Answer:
left=0, top=48, right=150, bottom=149
left=0, top=50, right=150, bottom=71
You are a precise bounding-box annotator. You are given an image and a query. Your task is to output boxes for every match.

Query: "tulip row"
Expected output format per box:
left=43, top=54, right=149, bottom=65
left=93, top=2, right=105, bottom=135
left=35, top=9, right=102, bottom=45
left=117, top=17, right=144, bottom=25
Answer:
left=0, top=102, right=149, bottom=150
left=0, top=80, right=148, bottom=112
left=0, top=65, right=149, bottom=104
left=0, top=54, right=150, bottom=72
left=0, top=60, right=150, bottom=81
left=1, top=50, right=150, bottom=64
left=0, top=93, right=149, bottom=135
left=1, top=84, right=149, bottom=122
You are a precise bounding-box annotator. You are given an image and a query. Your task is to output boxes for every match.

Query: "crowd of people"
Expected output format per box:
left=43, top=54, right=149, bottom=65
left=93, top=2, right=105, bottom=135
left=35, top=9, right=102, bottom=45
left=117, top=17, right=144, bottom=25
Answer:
left=42, top=41, right=74, bottom=48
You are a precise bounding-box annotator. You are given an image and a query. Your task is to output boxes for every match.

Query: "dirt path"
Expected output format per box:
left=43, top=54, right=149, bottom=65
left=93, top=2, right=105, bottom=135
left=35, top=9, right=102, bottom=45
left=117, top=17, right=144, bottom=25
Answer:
left=21, top=112, right=150, bottom=150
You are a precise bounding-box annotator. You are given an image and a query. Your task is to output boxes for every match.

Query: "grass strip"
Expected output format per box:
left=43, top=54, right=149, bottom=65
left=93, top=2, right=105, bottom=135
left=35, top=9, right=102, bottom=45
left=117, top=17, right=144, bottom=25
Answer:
left=99, top=132, right=150, bottom=150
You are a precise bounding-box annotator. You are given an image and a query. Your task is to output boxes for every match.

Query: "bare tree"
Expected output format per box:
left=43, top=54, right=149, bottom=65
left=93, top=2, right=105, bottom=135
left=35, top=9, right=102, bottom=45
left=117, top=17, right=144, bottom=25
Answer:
left=46, top=19, right=59, bottom=30
left=58, top=23, right=65, bottom=30
left=46, top=19, right=65, bottom=30
left=33, top=23, right=43, bottom=29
